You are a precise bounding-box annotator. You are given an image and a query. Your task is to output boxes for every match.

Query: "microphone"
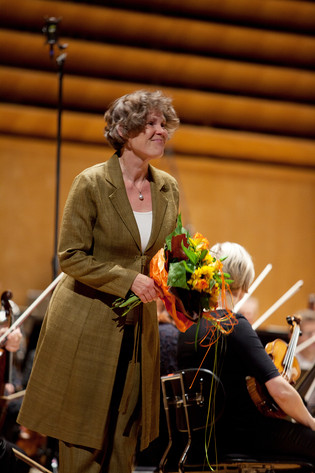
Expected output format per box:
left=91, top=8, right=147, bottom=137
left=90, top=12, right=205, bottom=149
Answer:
left=42, top=16, right=67, bottom=58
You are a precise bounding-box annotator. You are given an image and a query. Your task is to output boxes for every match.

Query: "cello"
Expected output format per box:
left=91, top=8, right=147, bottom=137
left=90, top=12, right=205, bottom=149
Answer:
left=246, top=314, right=301, bottom=418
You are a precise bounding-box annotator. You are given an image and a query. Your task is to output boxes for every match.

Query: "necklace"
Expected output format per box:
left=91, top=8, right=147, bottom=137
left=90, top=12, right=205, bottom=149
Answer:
left=132, top=181, right=145, bottom=201
left=121, top=163, right=146, bottom=201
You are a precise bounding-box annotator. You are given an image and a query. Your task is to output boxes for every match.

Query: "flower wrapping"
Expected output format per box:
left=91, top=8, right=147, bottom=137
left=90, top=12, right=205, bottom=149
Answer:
left=150, top=247, right=194, bottom=332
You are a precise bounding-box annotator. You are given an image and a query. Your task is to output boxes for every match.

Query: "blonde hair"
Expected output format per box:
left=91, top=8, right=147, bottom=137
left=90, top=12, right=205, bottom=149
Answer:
left=104, top=89, right=179, bottom=151
left=210, top=242, right=255, bottom=293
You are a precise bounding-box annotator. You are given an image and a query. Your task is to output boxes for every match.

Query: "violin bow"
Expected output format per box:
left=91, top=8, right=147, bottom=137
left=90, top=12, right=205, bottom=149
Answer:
left=0, top=272, right=64, bottom=347
left=296, top=333, right=315, bottom=354
left=234, top=263, right=272, bottom=314
left=13, top=448, right=53, bottom=473
left=252, top=279, right=304, bottom=331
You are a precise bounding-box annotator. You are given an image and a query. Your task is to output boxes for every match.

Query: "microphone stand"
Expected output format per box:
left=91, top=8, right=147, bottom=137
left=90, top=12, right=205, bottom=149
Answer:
left=42, top=17, right=68, bottom=280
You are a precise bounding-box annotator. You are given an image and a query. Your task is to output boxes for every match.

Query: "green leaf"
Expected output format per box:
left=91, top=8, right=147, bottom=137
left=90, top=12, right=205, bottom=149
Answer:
left=165, top=213, right=190, bottom=251
left=194, top=319, right=201, bottom=351
left=167, top=261, right=189, bottom=289
left=117, top=294, right=139, bottom=308
left=121, top=298, right=141, bottom=316
left=181, top=240, right=198, bottom=265
left=111, top=291, right=141, bottom=316
left=200, top=249, right=209, bottom=261
left=200, top=293, right=210, bottom=311
left=224, top=278, right=234, bottom=285
left=182, top=259, right=194, bottom=274
left=209, top=280, right=215, bottom=290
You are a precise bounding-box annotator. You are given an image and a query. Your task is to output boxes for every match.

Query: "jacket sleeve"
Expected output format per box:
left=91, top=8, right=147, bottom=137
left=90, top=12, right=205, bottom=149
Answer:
left=58, top=172, right=139, bottom=298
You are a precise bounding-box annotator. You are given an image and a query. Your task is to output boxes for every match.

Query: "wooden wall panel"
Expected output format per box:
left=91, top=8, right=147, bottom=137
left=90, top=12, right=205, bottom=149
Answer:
left=2, top=104, right=315, bottom=167
left=0, top=0, right=314, bottom=328
left=0, top=136, right=110, bottom=306
left=4, top=0, right=315, bottom=34
left=1, top=67, right=315, bottom=138
left=2, top=30, right=315, bottom=103
left=1, top=0, right=315, bottom=67
left=107, top=0, right=315, bottom=33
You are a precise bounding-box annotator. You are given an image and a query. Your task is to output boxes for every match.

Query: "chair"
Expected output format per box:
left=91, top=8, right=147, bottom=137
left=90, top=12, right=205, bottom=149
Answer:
left=159, top=368, right=225, bottom=473
left=159, top=368, right=314, bottom=473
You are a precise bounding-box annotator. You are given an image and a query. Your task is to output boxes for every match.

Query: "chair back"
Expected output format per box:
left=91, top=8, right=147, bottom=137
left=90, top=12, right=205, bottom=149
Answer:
left=162, top=368, right=225, bottom=432
left=159, top=368, right=315, bottom=473
left=159, top=368, right=225, bottom=472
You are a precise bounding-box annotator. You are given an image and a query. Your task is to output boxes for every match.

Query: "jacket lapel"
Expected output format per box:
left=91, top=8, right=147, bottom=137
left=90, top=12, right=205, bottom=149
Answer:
left=146, top=165, right=168, bottom=252
left=106, top=155, right=141, bottom=250
left=105, top=155, right=169, bottom=254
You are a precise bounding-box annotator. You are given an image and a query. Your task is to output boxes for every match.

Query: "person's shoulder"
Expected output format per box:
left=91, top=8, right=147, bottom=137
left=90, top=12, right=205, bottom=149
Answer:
left=68, top=162, right=110, bottom=198
left=77, top=161, right=108, bottom=179
left=149, top=165, right=179, bottom=190
left=227, top=311, right=253, bottom=333
left=73, top=157, right=116, bottom=187
left=200, top=310, right=250, bottom=340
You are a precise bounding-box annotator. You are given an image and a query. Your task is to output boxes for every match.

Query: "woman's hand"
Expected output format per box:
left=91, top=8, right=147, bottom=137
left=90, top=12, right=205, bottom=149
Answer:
left=0, top=327, right=22, bottom=352
left=131, top=274, right=163, bottom=303
left=4, top=382, right=15, bottom=395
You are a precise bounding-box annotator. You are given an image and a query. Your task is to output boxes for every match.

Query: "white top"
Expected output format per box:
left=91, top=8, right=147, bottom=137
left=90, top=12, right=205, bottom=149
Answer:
left=133, top=211, right=153, bottom=252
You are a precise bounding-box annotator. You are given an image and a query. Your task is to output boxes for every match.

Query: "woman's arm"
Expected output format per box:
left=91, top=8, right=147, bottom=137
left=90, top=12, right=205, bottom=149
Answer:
left=58, top=172, right=139, bottom=297
left=266, top=375, right=315, bottom=430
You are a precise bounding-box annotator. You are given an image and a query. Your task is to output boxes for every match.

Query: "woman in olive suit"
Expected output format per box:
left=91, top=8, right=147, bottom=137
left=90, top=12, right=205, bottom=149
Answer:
left=18, top=90, right=180, bottom=473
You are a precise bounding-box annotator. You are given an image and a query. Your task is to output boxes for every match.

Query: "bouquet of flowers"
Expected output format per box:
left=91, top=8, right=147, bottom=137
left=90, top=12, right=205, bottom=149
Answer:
left=112, top=214, right=233, bottom=332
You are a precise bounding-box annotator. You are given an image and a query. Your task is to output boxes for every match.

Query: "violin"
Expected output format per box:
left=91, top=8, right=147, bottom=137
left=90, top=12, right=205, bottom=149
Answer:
left=0, top=291, right=13, bottom=389
left=246, top=314, right=301, bottom=418
left=0, top=290, right=13, bottom=429
left=0, top=292, right=48, bottom=466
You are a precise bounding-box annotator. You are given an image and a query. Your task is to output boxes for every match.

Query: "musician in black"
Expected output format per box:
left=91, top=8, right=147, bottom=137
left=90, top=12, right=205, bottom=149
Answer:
left=177, top=242, right=315, bottom=463
left=0, top=327, right=27, bottom=473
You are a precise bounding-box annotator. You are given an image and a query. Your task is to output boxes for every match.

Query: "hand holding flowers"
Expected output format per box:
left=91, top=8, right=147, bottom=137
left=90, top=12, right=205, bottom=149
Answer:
left=130, top=273, right=163, bottom=304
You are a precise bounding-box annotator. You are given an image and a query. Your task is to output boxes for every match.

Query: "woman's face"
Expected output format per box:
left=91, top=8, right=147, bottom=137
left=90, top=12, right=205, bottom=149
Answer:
left=125, top=110, right=168, bottom=160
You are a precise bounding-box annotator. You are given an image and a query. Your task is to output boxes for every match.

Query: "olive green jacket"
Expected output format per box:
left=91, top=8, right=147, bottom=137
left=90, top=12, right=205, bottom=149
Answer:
left=17, top=154, right=179, bottom=450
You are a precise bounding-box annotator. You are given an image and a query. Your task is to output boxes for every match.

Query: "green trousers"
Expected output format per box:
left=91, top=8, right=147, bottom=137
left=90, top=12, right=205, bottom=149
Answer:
left=58, top=326, right=141, bottom=473
left=58, top=413, right=140, bottom=473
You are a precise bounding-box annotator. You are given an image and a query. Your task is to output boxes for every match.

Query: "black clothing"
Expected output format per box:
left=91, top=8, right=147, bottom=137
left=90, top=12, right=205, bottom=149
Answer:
left=0, top=438, right=29, bottom=473
left=136, top=323, right=179, bottom=468
left=159, top=323, right=179, bottom=377
left=177, top=310, right=315, bottom=463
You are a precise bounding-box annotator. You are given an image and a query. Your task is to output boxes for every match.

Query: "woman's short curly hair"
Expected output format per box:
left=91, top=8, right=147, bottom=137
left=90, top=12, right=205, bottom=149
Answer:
left=210, top=242, right=255, bottom=294
left=104, top=89, right=180, bottom=151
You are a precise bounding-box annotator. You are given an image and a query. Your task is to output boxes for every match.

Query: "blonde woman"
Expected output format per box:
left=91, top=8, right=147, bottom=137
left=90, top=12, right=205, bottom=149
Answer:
left=178, top=242, right=315, bottom=464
